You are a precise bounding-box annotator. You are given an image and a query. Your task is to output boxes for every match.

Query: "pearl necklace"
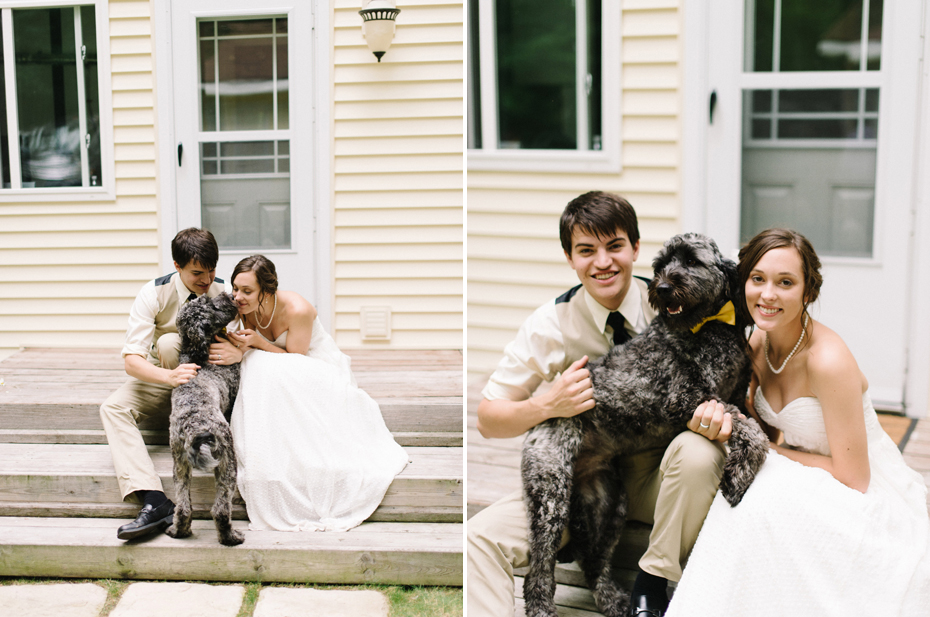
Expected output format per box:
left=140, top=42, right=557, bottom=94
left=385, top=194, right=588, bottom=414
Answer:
left=764, top=314, right=809, bottom=374
left=255, top=294, right=277, bottom=330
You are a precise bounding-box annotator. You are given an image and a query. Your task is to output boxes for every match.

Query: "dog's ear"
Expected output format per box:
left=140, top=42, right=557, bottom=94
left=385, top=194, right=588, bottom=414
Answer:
left=720, top=256, right=740, bottom=303
left=178, top=302, right=208, bottom=351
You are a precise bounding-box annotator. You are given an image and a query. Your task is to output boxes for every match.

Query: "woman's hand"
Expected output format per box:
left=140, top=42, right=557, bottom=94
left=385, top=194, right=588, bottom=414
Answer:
left=228, top=329, right=260, bottom=350
left=209, top=335, right=244, bottom=365
left=688, top=400, right=744, bottom=442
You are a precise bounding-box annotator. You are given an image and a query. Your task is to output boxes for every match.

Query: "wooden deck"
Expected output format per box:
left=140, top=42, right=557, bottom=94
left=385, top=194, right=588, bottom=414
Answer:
left=0, top=347, right=463, bottom=586
left=467, top=376, right=930, bottom=616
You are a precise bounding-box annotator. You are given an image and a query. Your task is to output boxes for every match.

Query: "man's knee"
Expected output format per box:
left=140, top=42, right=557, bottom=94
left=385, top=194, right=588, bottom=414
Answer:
left=156, top=333, right=181, bottom=370
left=664, top=431, right=726, bottom=484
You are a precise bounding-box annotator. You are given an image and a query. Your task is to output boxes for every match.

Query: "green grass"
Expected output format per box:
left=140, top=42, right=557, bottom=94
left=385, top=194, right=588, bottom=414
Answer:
left=0, top=577, right=463, bottom=617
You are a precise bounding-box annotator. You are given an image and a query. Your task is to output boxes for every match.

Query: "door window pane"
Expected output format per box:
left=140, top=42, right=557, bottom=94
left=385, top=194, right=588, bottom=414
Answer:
left=198, top=17, right=288, bottom=132
left=200, top=140, right=290, bottom=249
left=747, top=0, right=882, bottom=72
left=742, top=89, right=877, bottom=257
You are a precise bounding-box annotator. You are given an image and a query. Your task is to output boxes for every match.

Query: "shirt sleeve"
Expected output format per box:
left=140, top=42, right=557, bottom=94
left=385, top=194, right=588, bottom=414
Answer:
left=121, top=281, right=159, bottom=358
left=481, top=302, right=567, bottom=401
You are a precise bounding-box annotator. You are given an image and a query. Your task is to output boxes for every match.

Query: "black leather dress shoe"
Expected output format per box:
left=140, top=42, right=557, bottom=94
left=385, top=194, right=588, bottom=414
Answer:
left=629, top=594, right=667, bottom=617
left=117, top=500, right=175, bottom=540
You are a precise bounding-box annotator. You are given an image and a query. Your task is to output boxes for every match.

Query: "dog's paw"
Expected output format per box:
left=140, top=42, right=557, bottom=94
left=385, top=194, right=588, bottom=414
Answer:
left=165, top=523, right=192, bottom=539
left=220, top=529, right=245, bottom=546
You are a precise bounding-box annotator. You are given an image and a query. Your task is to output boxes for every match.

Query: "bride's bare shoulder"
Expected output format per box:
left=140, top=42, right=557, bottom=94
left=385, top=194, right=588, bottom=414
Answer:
left=280, top=290, right=318, bottom=322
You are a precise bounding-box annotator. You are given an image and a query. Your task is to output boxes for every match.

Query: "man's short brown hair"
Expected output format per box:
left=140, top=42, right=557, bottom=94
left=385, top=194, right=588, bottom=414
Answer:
left=172, top=228, right=219, bottom=269
left=559, top=191, right=640, bottom=253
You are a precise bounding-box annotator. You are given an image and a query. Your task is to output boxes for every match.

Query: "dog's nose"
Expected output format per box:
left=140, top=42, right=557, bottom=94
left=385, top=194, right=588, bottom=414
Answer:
left=656, top=282, right=674, bottom=298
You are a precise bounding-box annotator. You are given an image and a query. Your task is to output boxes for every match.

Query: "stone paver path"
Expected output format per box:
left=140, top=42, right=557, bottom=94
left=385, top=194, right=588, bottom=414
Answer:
left=253, top=588, right=390, bottom=616
left=0, top=583, right=107, bottom=617
left=0, top=582, right=393, bottom=616
left=109, top=582, right=246, bottom=617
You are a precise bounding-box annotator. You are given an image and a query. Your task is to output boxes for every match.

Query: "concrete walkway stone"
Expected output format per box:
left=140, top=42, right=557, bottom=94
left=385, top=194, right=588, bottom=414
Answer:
left=110, top=582, right=245, bottom=617
left=0, top=583, right=107, bottom=617
left=253, top=588, right=390, bottom=617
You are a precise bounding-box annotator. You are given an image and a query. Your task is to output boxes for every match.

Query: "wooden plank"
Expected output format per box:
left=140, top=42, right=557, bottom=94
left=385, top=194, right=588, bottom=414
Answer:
left=0, top=429, right=462, bottom=448
left=0, top=502, right=462, bottom=523
left=0, top=517, right=462, bottom=586
left=0, top=398, right=462, bottom=434
left=0, top=445, right=462, bottom=513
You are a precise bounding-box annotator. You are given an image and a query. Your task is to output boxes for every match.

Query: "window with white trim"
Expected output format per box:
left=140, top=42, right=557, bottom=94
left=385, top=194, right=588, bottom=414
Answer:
left=0, top=1, right=110, bottom=193
left=467, top=0, right=620, bottom=173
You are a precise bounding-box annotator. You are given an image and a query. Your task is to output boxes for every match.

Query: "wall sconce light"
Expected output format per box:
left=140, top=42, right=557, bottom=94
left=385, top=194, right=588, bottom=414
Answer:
left=359, top=0, right=401, bottom=62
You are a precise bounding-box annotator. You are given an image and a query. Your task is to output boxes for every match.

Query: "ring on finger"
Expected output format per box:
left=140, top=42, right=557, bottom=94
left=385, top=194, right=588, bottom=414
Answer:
left=700, top=422, right=710, bottom=429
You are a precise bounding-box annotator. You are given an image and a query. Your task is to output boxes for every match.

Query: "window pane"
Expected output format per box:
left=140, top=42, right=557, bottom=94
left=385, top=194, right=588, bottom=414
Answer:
left=867, top=0, right=882, bottom=70
left=586, top=0, right=601, bottom=150
left=14, top=8, right=82, bottom=187
left=778, top=89, right=859, bottom=113
left=747, top=0, right=882, bottom=72
left=777, top=118, right=858, bottom=139
left=217, top=19, right=272, bottom=36
left=200, top=38, right=216, bottom=131
left=0, top=25, right=9, bottom=188
left=199, top=18, right=284, bottom=132
left=466, top=0, right=481, bottom=149
left=748, top=0, right=774, bottom=71
left=781, top=1, right=868, bottom=71
left=276, top=33, right=287, bottom=129
left=80, top=6, right=101, bottom=186
left=496, top=0, right=578, bottom=149
left=201, top=139, right=290, bottom=249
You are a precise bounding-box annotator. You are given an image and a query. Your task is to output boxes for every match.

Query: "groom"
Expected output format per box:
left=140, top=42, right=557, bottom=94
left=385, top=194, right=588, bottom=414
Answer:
left=467, top=192, right=733, bottom=617
left=100, top=228, right=244, bottom=540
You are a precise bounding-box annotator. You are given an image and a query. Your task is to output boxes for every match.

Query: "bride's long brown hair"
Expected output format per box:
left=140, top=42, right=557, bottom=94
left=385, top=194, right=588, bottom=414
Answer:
left=736, top=228, right=823, bottom=345
left=232, top=255, right=279, bottom=326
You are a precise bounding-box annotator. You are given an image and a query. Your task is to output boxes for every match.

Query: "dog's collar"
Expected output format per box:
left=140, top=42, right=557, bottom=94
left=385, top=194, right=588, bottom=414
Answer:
left=690, top=301, right=736, bottom=333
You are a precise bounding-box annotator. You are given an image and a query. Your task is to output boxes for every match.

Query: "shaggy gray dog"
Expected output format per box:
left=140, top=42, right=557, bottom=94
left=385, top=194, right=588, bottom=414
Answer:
left=521, top=233, right=770, bottom=617
left=166, top=292, right=244, bottom=546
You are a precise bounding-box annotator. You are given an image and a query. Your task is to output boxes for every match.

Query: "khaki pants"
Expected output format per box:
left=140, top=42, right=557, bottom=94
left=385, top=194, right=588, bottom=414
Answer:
left=99, top=334, right=181, bottom=502
left=466, top=431, right=725, bottom=617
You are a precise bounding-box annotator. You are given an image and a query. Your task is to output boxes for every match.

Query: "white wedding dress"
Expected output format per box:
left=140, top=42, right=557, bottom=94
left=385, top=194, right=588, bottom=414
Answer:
left=667, top=388, right=930, bottom=616
left=230, top=316, right=409, bottom=532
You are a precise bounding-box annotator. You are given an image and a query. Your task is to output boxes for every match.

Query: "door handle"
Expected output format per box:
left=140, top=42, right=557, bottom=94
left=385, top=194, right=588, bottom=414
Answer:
left=709, top=90, right=717, bottom=125
left=177, top=143, right=183, bottom=167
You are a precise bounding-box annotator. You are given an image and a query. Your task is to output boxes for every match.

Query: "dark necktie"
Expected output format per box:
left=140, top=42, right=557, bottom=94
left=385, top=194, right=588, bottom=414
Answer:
left=606, top=311, right=632, bottom=346
left=186, top=293, right=196, bottom=302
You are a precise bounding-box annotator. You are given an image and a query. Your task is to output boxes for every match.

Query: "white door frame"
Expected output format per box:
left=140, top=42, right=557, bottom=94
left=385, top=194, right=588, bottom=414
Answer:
left=152, top=0, right=333, bottom=329
left=683, top=0, right=930, bottom=418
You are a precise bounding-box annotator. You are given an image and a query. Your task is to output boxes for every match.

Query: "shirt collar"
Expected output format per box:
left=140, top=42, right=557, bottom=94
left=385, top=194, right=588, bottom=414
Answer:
left=174, top=271, right=199, bottom=304
left=584, top=279, right=643, bottom=335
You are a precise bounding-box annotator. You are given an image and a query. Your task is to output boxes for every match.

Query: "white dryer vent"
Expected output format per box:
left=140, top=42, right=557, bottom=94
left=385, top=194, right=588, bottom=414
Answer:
left=360, top=306, right=392, bottom=340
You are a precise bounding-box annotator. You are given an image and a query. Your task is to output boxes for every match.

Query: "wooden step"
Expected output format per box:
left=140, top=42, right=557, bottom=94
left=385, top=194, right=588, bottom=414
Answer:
left=0, top=444, right=462, bottom=522
left=0, top=348, right=464, bottom=446
left=0, top=517, right=462, bottom=586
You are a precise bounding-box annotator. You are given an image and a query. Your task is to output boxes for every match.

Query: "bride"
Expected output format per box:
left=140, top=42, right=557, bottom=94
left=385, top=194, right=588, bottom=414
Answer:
left=666, top=228, right=930, bottom=616
left=223, top=255, right=408, bottom=532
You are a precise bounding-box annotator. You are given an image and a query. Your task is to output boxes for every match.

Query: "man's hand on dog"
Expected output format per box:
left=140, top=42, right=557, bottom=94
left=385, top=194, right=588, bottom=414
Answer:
left=167, top=363, right=200, bottom=387
left=689, top=400, right=745, bottom=442
left=208, top=335, right=244, bottom=366
left=544, top=356, right=596, bottom=418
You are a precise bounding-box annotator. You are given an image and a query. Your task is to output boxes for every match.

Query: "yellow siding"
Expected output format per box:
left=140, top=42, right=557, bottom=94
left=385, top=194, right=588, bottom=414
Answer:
left=0, top=0, right=159, bottom=352
left=332, top=0, right=463, bottom=350
left=466, top=1, right=683, bottom=382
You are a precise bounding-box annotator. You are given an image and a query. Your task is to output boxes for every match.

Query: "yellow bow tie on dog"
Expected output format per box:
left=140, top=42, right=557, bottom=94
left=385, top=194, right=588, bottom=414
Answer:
left=691, top=301, right=736, bottom=333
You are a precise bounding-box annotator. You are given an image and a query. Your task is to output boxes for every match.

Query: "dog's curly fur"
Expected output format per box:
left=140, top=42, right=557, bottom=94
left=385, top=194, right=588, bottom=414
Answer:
left=166, top=292, right=244, bottom=546
left=521, top=233, right=770, bottom=617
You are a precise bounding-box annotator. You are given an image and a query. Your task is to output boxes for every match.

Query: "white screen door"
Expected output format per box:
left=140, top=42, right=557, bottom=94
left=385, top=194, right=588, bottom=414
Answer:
left=704, top=0, right=923, bottom=410
left=171, top=0, right=316, bottom=299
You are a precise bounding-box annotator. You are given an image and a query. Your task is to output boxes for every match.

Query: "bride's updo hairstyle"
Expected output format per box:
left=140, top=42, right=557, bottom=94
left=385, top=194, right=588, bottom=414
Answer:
left=736, top=228, right=823, bottom=338
left=232, top=255, right=279, bottom=320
